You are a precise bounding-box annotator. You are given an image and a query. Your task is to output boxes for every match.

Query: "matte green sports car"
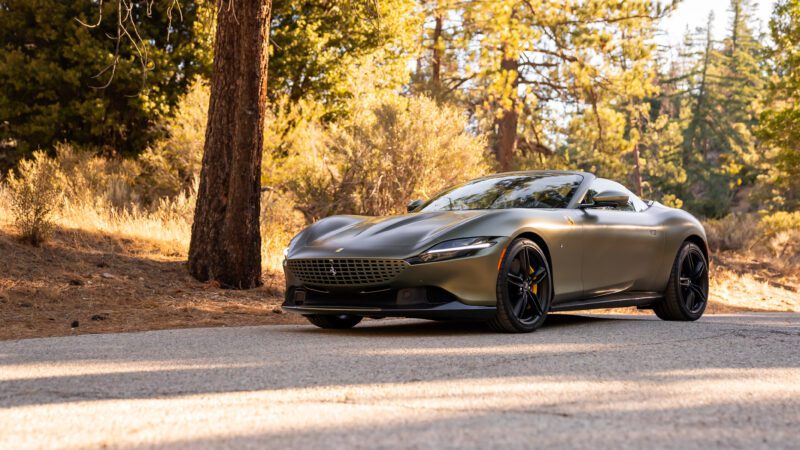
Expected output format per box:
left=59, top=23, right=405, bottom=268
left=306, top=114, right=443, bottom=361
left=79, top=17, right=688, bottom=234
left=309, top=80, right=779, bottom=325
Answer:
left=282, top=171, right=709, bottom=333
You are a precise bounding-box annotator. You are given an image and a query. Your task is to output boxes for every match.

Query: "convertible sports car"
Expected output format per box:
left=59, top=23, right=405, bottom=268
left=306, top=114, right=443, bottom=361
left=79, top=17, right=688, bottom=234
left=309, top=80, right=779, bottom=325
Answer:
left=282, top=171, right=709, bottom=333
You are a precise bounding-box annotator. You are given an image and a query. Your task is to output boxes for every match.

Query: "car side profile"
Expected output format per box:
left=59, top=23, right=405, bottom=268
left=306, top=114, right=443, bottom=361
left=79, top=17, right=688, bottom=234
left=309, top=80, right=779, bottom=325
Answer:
left=281, top=171, right=709, bottom=333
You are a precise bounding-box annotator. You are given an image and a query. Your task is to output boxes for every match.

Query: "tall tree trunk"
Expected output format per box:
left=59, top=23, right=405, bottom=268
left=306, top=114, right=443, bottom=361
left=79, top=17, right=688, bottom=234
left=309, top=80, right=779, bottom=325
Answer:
left=492, top=55, right=519, bottom=171
left=684, top=13, right=714, bottom=163
left=431, top=13, right=443, bottom=94
left=188, top=0, right=272, bottom=289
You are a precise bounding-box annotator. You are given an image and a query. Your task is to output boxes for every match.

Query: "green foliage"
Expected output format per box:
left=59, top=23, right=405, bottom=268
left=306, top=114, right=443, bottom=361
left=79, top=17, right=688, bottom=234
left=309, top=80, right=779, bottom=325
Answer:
left=757, top=0, right=800, bottom=211
left=138, top=80, right=209, bottom=203
left=0, top=0, right=213, bottom=167
left=268, top=0, right=419, bottom=117
left=6, top=151, right=65, bottom=245
left=265, top=89, right=490, bottom=222
left=677, top=1, right=767, bottom=217
left=465, top=1, right=668, bottom=161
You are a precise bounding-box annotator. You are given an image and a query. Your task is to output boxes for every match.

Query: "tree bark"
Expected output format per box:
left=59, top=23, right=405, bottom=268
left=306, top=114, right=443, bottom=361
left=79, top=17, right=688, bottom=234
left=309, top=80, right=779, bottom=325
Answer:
left=188, top=0, right=272, bottom=289
left=431, top=13, right=443, bottom=94
left=492, top=55, right=519, bottom=171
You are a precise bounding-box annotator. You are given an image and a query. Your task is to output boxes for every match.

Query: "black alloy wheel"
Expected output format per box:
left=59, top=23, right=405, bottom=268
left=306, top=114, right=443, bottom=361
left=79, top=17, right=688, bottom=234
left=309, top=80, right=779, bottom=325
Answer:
left=489, top=238, right=552, bottom=332
left=655, top=242, right=709, bottom=321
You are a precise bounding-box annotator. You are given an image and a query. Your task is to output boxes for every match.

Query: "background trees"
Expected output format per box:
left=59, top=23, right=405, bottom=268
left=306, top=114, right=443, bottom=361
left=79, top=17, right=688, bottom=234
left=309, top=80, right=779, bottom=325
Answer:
left=759, top=0, right=800, bottom=211
left=1, top=0, right=799, bottom=285
left=0, top=0, right=212, bottom=169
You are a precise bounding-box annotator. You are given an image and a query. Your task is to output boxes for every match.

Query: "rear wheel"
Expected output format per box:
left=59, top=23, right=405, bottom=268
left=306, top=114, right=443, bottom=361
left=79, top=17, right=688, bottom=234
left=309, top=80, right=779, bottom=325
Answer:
left=305, top=314, right=363, bottom=329
left=488, top=238, right=552, bottom=333
left=655, top=242, right=709, bottom=321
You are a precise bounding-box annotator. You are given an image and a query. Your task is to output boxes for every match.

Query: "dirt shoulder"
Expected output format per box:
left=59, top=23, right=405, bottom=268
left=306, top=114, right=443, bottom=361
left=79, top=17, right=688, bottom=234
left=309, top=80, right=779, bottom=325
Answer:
left=0, top=226, right=303, bottom=341
left=1, top=226, right=797, bottom=340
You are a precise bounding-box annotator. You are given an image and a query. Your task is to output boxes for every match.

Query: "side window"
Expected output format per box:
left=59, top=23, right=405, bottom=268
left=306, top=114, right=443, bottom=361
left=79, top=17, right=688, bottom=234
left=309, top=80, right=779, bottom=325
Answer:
left=583, top=179, right=648, bottom=212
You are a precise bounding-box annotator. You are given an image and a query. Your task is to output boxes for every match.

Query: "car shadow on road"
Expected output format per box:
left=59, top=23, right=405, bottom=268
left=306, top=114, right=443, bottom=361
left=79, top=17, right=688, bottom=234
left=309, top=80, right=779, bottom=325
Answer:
left=286, top=314, right=635, bottom=337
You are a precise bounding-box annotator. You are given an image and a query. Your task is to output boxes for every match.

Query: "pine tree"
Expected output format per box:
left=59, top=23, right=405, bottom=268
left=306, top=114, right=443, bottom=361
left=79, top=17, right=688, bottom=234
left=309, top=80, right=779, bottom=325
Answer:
left=457, top=1, right=669, bottom=171
left=758, top=0, right=800, bottom=210
left=0, top=0, right=212, bottom=168
left=268, top=0, right=418, bottom=116
left=679, top=1, right=766, bottom=217
left=188, top=0, right=272, bottom=288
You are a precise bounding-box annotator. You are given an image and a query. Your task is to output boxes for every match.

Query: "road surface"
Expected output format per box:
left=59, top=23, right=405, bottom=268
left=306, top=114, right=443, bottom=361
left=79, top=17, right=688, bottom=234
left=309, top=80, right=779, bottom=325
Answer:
left=1, top=313, right=799, bottom=449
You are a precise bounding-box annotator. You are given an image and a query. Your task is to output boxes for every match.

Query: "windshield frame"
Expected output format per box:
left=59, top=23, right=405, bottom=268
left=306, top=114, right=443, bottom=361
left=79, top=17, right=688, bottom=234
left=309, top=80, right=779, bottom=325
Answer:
left=417, top=172, right=592, bottom=212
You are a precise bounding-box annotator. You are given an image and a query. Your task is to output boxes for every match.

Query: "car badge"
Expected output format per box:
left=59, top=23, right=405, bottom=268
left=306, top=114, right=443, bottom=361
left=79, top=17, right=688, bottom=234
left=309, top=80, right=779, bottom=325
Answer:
left=329, top=266, right=337, bottom=276
left=335, top=248, right=344, bottom=253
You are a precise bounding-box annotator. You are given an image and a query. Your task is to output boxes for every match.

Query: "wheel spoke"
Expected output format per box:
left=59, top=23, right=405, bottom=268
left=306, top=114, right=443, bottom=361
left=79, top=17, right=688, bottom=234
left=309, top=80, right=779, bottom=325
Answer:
left=519, top=248, right=531, bottom=275
left=684, top=288, right=696, bottom=310
left=691, top=259, right=706, bottom=280
left=529, top=292, right=543, bottom=315
left=684, top=253, right=695, bottom=276
left=514, top=294, right=526, bottom=317
left=689, top=284, right=707, bottom=302
left=531, top=267, right=548, bottom=285
left=507, top=273, right=524, bottom=283
left=508, top=279, right=524, bottom=289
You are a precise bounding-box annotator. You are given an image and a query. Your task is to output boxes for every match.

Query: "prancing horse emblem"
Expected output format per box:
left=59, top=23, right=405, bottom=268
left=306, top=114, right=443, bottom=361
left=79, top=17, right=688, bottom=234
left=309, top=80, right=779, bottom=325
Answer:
left=329, top=265, right=337, bottom=276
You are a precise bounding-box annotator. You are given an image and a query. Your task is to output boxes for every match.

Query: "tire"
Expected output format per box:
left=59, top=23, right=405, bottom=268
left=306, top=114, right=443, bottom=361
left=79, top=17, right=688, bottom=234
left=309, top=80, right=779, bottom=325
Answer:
left=654, top=242, right=709, bottom=321
left=305, top=314, right=363, bottom=329
left=488, top=238, right=552, bottom=333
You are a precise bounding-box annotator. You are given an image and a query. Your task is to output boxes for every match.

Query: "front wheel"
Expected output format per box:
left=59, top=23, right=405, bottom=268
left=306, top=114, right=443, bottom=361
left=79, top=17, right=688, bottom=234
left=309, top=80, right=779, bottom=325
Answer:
left=305, top=314, right=363, bottom=329
left=654, top=242, right=709, bottom=321
left=488, top=238, right=552, bottom=333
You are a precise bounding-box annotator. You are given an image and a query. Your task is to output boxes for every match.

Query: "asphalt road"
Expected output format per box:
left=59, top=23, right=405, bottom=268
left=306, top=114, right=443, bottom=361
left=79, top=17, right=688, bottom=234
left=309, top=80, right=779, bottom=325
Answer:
left=1, top=313, right=799, bottom=449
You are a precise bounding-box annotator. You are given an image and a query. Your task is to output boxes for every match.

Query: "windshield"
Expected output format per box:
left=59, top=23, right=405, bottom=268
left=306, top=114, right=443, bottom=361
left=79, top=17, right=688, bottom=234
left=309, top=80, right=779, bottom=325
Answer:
left=419, top=174, right=583, bottom=212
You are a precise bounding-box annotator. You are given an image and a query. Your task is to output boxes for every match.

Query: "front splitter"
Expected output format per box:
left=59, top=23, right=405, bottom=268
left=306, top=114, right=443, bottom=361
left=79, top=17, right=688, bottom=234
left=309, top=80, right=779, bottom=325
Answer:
left=282, top=301, right=496, bottom=320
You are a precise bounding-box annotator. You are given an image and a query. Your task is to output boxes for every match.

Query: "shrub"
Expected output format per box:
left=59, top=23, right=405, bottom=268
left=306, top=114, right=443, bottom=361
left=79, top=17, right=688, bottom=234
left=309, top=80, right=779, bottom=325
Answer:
left=6, top=151, right=65, bottom=245
left=138, top=81, right=209, bottom=203
left=760, top=211, right=800, bottom=261
left=267, top=92, right=491, bottom=222
left=704, top=214, right=760, bottom=252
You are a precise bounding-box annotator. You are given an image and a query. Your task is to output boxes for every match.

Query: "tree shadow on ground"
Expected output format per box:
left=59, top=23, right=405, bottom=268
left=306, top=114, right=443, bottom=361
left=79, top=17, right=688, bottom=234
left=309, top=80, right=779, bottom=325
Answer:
left=0, top=225, right=294, bottom=340
left=1, top=313, right=797, bottom=409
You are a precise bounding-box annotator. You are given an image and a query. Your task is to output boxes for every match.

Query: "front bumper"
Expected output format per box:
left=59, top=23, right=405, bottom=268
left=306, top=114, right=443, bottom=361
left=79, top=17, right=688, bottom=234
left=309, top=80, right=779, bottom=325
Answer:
left=282, top=301, right=496, bottom=320
left=282, top=237, right=509, bottom=316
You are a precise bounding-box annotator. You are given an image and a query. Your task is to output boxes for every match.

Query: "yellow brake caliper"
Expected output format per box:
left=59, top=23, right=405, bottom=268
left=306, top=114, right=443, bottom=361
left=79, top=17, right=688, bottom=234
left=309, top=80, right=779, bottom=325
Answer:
left=529, top=266, right=538, bottom=295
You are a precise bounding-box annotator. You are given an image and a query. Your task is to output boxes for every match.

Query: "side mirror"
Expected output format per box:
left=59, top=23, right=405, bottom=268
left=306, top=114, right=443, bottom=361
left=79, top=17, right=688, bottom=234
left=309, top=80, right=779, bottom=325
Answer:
left=407, top=199, right=424, bottom=212
left=582, top=190, right=629, bottom=208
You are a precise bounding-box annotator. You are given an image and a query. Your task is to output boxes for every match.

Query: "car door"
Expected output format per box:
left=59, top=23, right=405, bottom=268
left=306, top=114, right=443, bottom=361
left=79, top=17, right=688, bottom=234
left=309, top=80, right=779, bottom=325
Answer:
left=576, top=179, right=663, bottom=297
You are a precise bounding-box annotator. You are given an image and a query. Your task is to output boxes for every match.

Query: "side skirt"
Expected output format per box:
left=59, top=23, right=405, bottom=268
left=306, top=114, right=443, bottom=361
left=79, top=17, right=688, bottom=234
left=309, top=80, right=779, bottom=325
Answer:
left=551, top=292, right=662, bottom=312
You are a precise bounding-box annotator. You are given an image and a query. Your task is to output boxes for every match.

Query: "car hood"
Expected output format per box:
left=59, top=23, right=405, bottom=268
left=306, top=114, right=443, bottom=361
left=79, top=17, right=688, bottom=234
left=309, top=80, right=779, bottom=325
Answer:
left=292, top=210, right=501, bottom=258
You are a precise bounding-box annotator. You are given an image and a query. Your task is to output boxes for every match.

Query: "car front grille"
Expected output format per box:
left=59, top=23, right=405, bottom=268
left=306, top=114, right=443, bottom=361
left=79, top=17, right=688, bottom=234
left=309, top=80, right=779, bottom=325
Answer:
left=286, top=258, right=408, bottom=286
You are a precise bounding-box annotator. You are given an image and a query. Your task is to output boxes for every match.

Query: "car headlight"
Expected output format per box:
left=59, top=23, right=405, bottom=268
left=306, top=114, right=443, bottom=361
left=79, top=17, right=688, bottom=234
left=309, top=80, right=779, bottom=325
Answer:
left=406, top=237, right=497, bottom=264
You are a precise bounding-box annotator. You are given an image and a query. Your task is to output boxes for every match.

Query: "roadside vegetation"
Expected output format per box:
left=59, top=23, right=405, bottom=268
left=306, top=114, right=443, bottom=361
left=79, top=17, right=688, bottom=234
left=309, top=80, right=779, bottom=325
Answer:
left=1, top=0, right=799, bottom=338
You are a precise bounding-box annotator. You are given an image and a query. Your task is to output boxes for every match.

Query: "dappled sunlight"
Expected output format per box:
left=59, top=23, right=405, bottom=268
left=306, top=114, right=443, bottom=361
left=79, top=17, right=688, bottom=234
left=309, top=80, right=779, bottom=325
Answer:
left=711, top=269, right=800, bottom=312
left=0, top=360, right=266, bottom=382
left=2, top=369, right=798, bottom=450
left=1, top=314, right=797, bottom=448
left=359, top=342, right=615, bottom=357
